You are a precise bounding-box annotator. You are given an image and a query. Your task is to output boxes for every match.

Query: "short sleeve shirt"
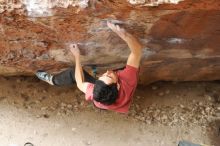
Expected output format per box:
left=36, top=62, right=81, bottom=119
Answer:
left=85, top=65, right=139, bottom=113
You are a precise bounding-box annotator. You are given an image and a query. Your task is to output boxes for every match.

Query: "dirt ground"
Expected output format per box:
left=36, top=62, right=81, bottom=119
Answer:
left=0, top=76, right=219, bottom=146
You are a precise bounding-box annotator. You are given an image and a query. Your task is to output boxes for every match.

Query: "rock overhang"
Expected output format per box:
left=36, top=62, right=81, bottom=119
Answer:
left=0, top=0, right=220, bottom=84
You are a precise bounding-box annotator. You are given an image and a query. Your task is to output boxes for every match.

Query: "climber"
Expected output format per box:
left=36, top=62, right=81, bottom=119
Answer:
left=36, top=21, right=143, bottom=113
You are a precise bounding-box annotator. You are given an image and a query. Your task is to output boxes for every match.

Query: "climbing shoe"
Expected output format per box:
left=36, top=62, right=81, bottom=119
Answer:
left=36, top=70, right=54, bottom=85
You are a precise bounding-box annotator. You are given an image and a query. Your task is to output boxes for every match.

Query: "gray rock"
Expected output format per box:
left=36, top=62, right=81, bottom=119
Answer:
left=71, top=127, right=76, bottom=132
left=172, top=118, right=178, bottom=123
left=158, top=92, right=164, bottom=96
left=57, top=111, right=61, bottom=116
left=165, top=90, right=170, bottom=94
left=67, top=104, right=73, bottom=109
left=34, top=100, right=41, bottom=104
left=152, top=86, right=158, bottom=90
left=142, top=109, right=147, bottom=114
left=145, top=119, right=152, bottom=124
left=41, top=107, right=48, bottom=111
left=36, top=115, right=41, bottom=118
left=180, top=116, right=184, bottom=121
left=27, top=105, right=32, bottom=109
left=161, top=115, right=168, bottom=120
left=180, top=104, right=184, bottom=108
left=16, top=78, right=21, bottom=83
left=43, top=90, right=47, bottom=93
left=83, top=140, right=92, bottom=146
left=135, top=104, right=140, bottom=110
left=61, top=102, right=67, bottom=107
left=199, top=102, right=203, bottom=106
left=205, top=107, right=210, bottom=112
left=50, top=106, right=56, bottom=111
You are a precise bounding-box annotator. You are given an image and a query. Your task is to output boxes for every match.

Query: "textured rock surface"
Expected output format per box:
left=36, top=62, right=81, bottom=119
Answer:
left=0, top=0, right=220, bottom=84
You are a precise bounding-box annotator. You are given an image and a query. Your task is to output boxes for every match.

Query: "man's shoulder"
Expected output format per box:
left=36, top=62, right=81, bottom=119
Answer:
left=85, top=83, right=95, bottom=101
left=117, top=65, right=139, bottom=87
left=117, top=65, right=139, bottom=76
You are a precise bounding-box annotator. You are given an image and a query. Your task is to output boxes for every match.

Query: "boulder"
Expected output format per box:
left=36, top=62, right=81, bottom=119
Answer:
left=0, top=0, right=220, bottom=84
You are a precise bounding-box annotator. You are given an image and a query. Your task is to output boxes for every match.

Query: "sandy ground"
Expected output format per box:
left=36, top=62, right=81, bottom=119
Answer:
left=0, top=76, right=219, bottom=146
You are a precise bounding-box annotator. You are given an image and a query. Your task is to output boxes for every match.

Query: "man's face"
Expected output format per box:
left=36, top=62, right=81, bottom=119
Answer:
left=98, top=70, right=118, bottom=85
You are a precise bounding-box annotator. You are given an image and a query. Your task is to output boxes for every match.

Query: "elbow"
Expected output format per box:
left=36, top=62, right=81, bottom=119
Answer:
left=131, top=44, right=143, bottom=55
left=76, top=82, right=83, bottom=91
left=138, top=44, right=143, bottom=52
left=137, top=45, right=143, bottom=56
left=76, top=82, right=81, bottom=89
left=131, top=51, right=142, bottom=58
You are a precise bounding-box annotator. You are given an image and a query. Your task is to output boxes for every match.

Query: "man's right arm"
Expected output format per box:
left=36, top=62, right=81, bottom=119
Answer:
left=107, top=21, right=143, bottom=68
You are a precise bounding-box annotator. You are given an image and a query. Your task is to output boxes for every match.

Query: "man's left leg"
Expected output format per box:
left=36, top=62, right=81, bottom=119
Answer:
left=36, top=67, right=96, bottom=86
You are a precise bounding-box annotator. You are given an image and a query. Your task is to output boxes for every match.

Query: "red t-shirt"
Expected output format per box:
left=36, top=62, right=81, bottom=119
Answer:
left=85, top=65, right=139, bottom=113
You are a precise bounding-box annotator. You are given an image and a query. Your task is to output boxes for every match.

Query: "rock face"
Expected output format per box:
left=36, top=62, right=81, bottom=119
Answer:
left=0, top=0, right=220, bottom=84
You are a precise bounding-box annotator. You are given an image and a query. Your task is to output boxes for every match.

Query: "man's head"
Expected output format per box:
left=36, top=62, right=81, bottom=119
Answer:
left=98, top=70, right=118, bottom=84
left=93, top=70, right=119, bottom=105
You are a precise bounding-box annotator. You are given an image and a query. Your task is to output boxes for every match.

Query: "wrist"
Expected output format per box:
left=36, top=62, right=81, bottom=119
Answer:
left=74, top=55, right=80, bottom=60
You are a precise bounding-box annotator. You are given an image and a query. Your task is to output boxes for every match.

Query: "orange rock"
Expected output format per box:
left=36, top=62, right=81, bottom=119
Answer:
left=0, top=0, right=220, bottom=84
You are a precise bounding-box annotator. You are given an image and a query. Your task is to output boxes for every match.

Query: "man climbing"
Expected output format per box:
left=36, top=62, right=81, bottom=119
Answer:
left=36, top=21, right=143, bottom=113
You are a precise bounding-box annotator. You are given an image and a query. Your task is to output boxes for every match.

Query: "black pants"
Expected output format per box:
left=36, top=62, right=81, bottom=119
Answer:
left=52, top=67, right=125, bottom=86
left=52, top=68, right=96, bottom=86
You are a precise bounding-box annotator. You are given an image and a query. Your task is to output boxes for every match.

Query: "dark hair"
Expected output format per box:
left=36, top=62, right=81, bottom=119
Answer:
left=93, top=80, right=118, bottom=105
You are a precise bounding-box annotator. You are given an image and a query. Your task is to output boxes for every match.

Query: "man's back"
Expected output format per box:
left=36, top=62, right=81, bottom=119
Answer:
left=85, top=65, right=139, bottom=113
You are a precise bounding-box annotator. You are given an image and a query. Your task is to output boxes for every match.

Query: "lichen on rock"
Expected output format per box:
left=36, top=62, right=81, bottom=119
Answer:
left=128, top=0, right=183, bottom=6
left=0, top=0, right=90, bottom=17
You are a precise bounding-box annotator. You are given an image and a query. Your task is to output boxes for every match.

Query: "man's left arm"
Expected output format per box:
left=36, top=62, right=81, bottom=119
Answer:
left=69, top=44, right=89, bottom=93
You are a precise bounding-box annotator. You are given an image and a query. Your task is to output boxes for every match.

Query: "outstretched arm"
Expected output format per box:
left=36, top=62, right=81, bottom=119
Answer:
left=69, top=44, right=88, bottom=93
left=107, top=21, right=142, bottom=68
